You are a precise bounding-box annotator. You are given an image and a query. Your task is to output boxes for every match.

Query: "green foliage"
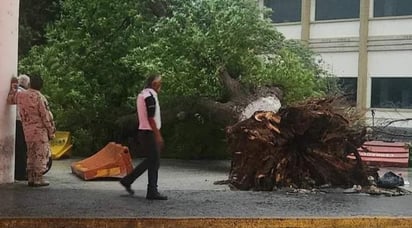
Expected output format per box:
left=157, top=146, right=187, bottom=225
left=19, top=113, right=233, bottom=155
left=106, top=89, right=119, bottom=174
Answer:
left=244, top=40, right=335, bottom=103
left=19, top=0, right=337, bottom=157
left=123, top=0, right=285, bottom=99
left=162, top=119, right=228, bottom=160
left=20, top=0, right=145, bottom=153
left=19, top=0, right=60, bottom=57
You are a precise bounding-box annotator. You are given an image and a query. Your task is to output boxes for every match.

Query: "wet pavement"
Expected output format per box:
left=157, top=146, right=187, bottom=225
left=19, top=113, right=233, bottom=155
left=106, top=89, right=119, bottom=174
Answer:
left=0, top=158, right=411, bottom=218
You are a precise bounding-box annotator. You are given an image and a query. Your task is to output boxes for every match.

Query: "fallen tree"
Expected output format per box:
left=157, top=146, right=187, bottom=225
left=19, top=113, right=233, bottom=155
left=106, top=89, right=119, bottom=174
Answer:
left=113, top=67, right=283, bottom=156
left=22, top=0, right=334, bottom=155
left=225, top=97, right=379, bottom=191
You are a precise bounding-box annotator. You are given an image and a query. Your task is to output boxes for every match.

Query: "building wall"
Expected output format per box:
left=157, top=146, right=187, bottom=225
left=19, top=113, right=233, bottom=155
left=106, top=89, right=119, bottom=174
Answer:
left=369, top=51, right=411, bottom=77
left=0, top=0, right=20, bottom=183
left=318, top=52, right=359, bottom=77
left=369, top=18, right=412, bottom=37
left=275, top=23, right=302, bottom=39
left=310, top=20, right=360, bottom=39
left=262, top=0, right=412, bottom=128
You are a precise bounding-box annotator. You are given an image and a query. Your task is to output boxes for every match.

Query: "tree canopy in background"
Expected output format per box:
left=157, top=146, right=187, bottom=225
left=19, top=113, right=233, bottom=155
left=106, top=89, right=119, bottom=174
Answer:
left=18, top=0, right=60, bottom=57
left=19, top=0, right=336, bottom=157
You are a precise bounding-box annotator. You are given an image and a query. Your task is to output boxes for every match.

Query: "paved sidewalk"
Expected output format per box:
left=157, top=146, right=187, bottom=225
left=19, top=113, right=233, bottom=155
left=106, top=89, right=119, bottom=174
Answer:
left=0, top=159, right=412, bottom=227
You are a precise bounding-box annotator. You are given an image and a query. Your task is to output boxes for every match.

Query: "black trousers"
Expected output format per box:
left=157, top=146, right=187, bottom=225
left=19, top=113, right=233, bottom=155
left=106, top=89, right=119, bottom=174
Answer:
left=15, top=120, right=27, bottom=180
left=121, top=130, right=160, bottom=189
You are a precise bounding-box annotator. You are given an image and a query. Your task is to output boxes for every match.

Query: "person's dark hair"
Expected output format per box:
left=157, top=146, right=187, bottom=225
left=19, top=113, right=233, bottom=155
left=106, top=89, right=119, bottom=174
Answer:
left=144, top=74, right=161, bottom=88
left=29, top=75, right=43, bottom=90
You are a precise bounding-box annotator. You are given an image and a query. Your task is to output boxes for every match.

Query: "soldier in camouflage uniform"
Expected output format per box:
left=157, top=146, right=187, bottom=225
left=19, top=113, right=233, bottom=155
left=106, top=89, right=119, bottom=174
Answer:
left=8, top=75, right=55, bottom=187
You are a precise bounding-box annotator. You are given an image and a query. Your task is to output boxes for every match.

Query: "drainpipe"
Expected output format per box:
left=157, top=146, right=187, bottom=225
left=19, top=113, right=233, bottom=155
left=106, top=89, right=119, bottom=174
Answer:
left=0, top=0, right=20, bottom=183
left=301, top=0, right=312, bottom=46
left=357, top=0, right=370, bottom=111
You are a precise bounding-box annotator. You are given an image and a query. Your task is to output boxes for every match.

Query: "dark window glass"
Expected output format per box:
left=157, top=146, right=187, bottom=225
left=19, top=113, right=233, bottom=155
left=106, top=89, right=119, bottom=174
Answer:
left=374, top=0, right=412, bottom=17
left=264, top=0, right=301, bottom=23
left=338, top=77, right=357, bottom=105
left=315, top=0, right=360, bottom=20
left=371, top=78, right=412, bottom=109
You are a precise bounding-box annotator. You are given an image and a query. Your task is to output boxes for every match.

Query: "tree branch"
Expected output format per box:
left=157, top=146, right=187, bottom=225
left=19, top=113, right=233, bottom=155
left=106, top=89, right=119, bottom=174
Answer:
left=383, top=118, right=412, bottom=128
left=218, top=66, right=247, bottom=101
left=196, top=98, right=239, bottom=125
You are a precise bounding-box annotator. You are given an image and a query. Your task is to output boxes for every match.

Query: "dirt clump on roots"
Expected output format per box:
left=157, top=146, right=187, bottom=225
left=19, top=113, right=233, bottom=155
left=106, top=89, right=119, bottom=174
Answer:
left=225, top=97, right=378, bottom=191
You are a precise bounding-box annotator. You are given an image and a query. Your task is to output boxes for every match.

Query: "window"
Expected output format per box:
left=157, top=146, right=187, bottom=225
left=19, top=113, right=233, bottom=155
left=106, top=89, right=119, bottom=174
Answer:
left=337, top=77, right=357, bottom=105
left=264, top=0, right=301, bottom=23
left=371, top=78, right=412, bottom=109
left=374, top=0, right=412, bottom=17
left=315, top=0, right=360, bottom=21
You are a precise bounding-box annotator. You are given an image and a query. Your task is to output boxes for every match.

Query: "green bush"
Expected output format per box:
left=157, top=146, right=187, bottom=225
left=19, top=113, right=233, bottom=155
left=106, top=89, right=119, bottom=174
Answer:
left=162, top=118, right=228, bottom=160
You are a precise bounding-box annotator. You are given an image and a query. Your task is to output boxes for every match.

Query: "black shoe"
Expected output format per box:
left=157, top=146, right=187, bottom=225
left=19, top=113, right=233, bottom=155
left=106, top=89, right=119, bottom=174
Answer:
left=120, top=180, right=134, bottom=195
left=146, top=191, right=168, bottom=200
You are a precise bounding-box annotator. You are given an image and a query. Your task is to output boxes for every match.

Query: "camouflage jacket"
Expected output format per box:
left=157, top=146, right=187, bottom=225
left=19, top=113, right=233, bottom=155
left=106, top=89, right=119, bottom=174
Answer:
left=9, top=89, right=55, bottom=142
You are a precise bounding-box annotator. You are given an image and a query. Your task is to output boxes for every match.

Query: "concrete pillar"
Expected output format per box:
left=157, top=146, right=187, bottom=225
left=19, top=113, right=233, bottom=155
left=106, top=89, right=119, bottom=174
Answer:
left=301, top=0, right=312, bottom=46
left=357, top=0, right=370, bottom=110
left=0, top=0, right=20, bottom=183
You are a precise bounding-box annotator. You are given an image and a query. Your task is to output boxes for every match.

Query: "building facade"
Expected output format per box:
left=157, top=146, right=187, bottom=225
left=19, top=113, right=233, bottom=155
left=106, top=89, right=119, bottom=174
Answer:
left=261, top=0, right=412, bottom=128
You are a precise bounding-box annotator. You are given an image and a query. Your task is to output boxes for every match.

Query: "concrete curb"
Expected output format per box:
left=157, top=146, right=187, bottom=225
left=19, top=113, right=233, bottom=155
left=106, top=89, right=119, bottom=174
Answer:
left=1, top=217, right=412, bottom=228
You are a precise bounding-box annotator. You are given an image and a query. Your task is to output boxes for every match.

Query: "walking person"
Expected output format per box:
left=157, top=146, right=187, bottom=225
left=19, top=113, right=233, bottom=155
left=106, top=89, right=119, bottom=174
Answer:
left=120, top=74, right=167, bottom=200
left=14, top=75, right=30, bottom=181
left=8, top=74, right=56, bottom=187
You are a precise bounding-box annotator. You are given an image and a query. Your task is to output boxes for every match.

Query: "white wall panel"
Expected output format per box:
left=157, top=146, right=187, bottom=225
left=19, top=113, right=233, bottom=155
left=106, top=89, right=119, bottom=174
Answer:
left=317, top=52, right=359, bottom=77
left=311, top=20, right=360, bottom=39
left=369, top=51, right=412, bottom=77
left=369, top=18, right=412, bottom=37
left=274, top=24, right=302, bottom=40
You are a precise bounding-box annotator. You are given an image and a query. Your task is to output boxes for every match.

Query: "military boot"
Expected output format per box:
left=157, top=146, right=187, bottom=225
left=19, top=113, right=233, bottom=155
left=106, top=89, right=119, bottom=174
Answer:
left=33, top=172, right=49, bottom=187
left=27, top=170, right=34, bottom=187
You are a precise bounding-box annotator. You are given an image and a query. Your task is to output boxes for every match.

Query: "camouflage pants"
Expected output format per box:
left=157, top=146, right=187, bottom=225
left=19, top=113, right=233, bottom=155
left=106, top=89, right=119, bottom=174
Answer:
left=26, top=141, right=50, bottom=174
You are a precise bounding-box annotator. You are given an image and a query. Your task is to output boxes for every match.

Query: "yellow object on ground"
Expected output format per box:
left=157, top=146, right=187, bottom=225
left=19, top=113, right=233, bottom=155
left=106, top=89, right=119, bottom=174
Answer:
left=50, top=131, right=73, bottom=159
